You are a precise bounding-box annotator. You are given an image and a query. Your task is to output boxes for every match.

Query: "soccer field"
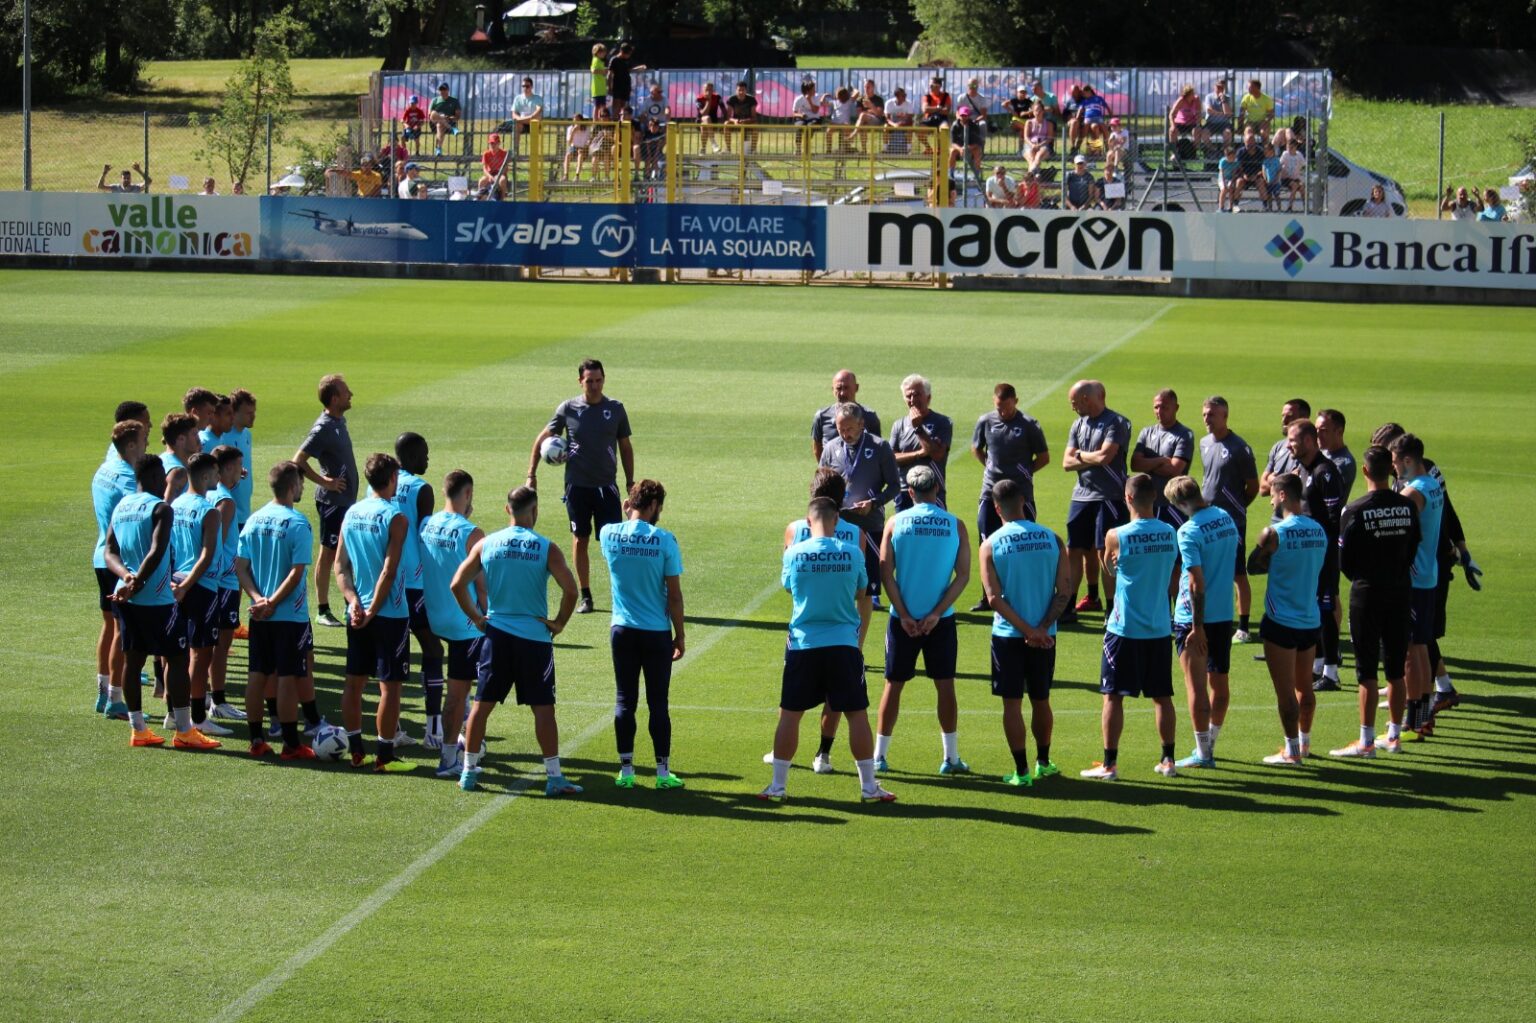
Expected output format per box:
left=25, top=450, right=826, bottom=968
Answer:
left=2, top=270, right=1533, bottom=1022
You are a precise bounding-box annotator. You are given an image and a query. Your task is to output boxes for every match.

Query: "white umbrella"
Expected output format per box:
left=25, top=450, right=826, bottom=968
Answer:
left=504, top=0, right=576, bottom=18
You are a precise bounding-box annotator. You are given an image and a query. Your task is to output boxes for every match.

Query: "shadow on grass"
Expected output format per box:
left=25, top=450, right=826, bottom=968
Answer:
left=685, top=614, right=783, bottom=633
left=1443, top=656, right=1536, bottom=686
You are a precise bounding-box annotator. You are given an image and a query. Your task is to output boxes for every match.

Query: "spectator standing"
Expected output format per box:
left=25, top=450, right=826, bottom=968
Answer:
left=724, top=81, right=759, bottom=154
left=1218, top=144, right=1240, bottom=211
left=1360, top=184, right=1395, bottom=218
left=1440, top=186, right=1482, bottom=220
left=97, top=163, right=151, bottom=193
left=1477, top=189, right=1508, bottom=221
left=198, top=177, right=218, bottom=196
left=606, top=42, right=645, bottom=112
left=1262, top=143, right=1281, bottom=210
left=326, top=155, right=383, bottom=198
left=590, top=44, right=608, bottom=115
left=429, top=82, right=461, bottom=157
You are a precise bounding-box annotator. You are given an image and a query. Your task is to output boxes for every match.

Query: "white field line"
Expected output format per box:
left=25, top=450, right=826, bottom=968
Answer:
left=1021, top=301, right=1178, bottom=412
left=208, top=580, right=781, bottom=1023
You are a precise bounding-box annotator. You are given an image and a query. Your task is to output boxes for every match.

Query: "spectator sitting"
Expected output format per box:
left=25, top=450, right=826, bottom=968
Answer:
left=1217, top=144, right=1240, bottom=211
left=793, top=80, right=825, bottom=126
left=858, top=78, right=882, bottom=108
left=1235, top=130, right=1269, bottom=209
left=1017, top=169, right=1041, bottom=208
left=1062, top=84, right=1086, bottom=154
left=479, top=133, right=510, bottom=197
left=1064, top=154, right=1098, bottom=210
left=1278, top=138, right=1306, bottom=210
left=985, top=164, right=1019, bottom=208
left=1205, top=79, right=1234, bottom=148
left=884, top=86, right=915, bottom=154
left=1099, top=161, right=1125, bottom=210
left=1168, top=84, right=1201, bottom=145
left=948, top=105, right=985, bottom=177
left=562, top=117, right=591, bottom=181
left=198, top=177, right=219, bottom=196
left=1030, top=78, right=1061, bottom=129
left=1023, top=101, right=1055, bottom=172
left=397, top=161, right=423, bottom=199
left=590, top=103, right=615, bottom=181
left=1477, top=188, right=1508, bottom=221
left=826, top=86, right=859, bottom=153
left=1239, top=78, right=1275, bottom=135
left=1440, top=185, right=1482, bottom=220
left=1077, top=85, right=1110, bottom=150
left=724, top=80, right=759, bottom=153
left=697, top=81, right=727, bottom=153
left=401, top=95, right=426, bottom=146
left=1275, top=115, right=1309, bottom=156
left=1007, top=86, right=1034, bottom=148
left=920, top=75, right=953, bottom=148
left=638, top=83, right=669, bottom=125
left=855, top=94, right=886, bottom=153
left=961, top=77, right=991, bottom=144
left=510, top=77, right=545, bottom=150
left=96, top=162, right=151, bottom=193
left=429, top=82, right=461, bottom=156
left=1359, top=183, right=1395, bottom=218
left=640, top=115, right=665, bottom=178
left=1105, top=116, right=1128, bottom=172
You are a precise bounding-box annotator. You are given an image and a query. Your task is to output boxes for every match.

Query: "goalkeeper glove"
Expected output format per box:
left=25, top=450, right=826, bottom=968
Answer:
left=1458, top=548, right=1483, bottom=591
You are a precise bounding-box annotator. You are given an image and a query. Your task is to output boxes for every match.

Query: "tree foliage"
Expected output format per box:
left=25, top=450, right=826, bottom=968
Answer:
left=197, top=13, right=300, bottom=186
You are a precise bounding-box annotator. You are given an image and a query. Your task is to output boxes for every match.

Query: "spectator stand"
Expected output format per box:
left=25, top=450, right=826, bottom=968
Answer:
left=521, top=117, right=635, bottom=282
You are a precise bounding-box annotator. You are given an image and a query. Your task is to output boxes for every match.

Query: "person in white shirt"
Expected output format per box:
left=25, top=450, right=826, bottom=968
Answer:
left=562, top=116, right=591, bottom=180
left=1359, top=184, right=1395, bottom=218
left=1439, top=185, right=1482, bottom=220
left=985, top=164, right=1018, bottom=208
left=396, top=162, right=422, bottom=199
left=1277, top=139, right=1306, bottom=211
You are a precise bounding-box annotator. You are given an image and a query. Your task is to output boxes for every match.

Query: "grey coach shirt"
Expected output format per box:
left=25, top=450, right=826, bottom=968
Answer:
left=1200, top=431, right=1257, bottom=530
left=972, top=409, right=1049, bottom=508
left=300, top=412, right=358, bottom=507
left=546, top=396, right=632, bottom=489
left=1067, top=407, right=1132, bottom=502
left=890, top=411, right=954, bottom=504
left=812, top=403, right=881, bottom=447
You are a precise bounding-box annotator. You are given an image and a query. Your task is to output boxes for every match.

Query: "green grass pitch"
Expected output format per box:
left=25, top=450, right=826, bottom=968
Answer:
left=1, top=270, right=1533, bottom=1022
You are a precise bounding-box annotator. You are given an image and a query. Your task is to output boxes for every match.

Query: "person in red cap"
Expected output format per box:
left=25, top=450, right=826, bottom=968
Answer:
left=480, top=133, right=510, bottom=199
left=948, top=105, right=984, bottom=176
left=401, top=95, right=426, bottom=147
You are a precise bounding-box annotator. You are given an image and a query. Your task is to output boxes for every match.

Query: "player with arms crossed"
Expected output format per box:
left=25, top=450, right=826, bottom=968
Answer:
left=980, top=479, right=1071, bottom=786
left=1082, top=473, right=1181, bottom=780
left=1329, top=446, right=1418, bottom=757
left=527, top=359, right=634, bottom=615
left=419, top=469, right=487, bottom=779
left=234, top=461, right=317, bottom=758
left=1163, top=476, right=1240, bottom=769
left=293, top=374, right=358, bottom=629
left=105, top=455, right=218, bottom=750
left=335, top=454, right=414, bottom=772
left=762, top=497, right=894, bottom=804
left=1199, top=397, right=1260, bottom=641
left=452, top=486, right=581, bottom=795
left=763, top=468, right=872, bottom=774
left=1247, top=472, right=1328, bottom=765
left=1061, top=380, right=1131, bottom=618
left=600, top=479, right=687, bottom=789
left=874, top=465, right=972, bottom=775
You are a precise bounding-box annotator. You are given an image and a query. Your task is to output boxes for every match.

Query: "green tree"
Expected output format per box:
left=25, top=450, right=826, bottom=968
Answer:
left=198, top=13, right=301, bottom=187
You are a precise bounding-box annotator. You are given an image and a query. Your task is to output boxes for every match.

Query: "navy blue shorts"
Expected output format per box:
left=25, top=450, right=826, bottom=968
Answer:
left=477, top=625, right=556, bottom=705
left=406, top=588, right=434, bottom=635
left=1259, top=616, right=1319, bottom=651
left=1173, top=620, right=1234, bottom=675
left=1067, top=498, right=1127, bottom=551
left=1155, top=500, right=1187, bottom=530
left=345, top=614, right=411, bottom=682
left=1099, top=632, right=1173, bottom=698
left=781, top=645, right=868, bottom=713
left=611, top=625, right=674, bottom=692
left=447, top=635, right=488, bottom=681
left=1317, top=552, right=1340, bottom=599
left=216, top=588, right=240, bottom=629
left=180, top=586, right=221, bottom=649
left=564, top=484, right=623, bottom=539
left=990, top=635, right=1055, bottom=701
left=1349, top=586, right=1408, bottom=682
left=116, top=602, right=187, bottom=659
left=1232, top=524, right=1249, bottom=576
left=1408, top=586, right=1437, bottom=645
left=248, top=619, right=313, bottom=677
left=316, top=501, right=348, bottom=550
left=95, top=567, right=117, bottom=612
left=884, top=615, right=958, bottom=682
left=976, top=495, right=1036, bottom=543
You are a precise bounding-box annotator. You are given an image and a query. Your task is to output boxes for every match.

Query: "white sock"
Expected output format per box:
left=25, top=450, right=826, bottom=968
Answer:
left=771, top=757, right=791, bottom=790
left=108, top=685, right=124, bottom=703
left=1386, top=722, right=1401, bottom=740
left=543, top=755, right=561, bottom=778
left=1299, top=730, right=1310, bottom=749
left=1323, top=664, right=1339, bottom=682
left=465, top=751, right=482, bottom=770
left=426, top=714, right=442, bottom=739
left=855, top=757, right=877, bottom=790
left=173, top=706, right=193, bottom=732
left=1360, top=725, right=1374, bottom=746
left=1209, top=722, right=1223, bottom=746
left=1284, top=736, right=1301, bottom=757
left=1313, top=656, right=1324, bottom=675
left=96, top=673, right=110, bottom=695
left=941, top=731, right=959, bottom=762
left=656, top=756, right=670, bottom=778
left=1435, top=674, right=1453, bottom=693
left=129, top=710, right=146, bottom=730
left=1195, top=730, right=1212, bottom=759
left=874, top=733, right=892, bottom=760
